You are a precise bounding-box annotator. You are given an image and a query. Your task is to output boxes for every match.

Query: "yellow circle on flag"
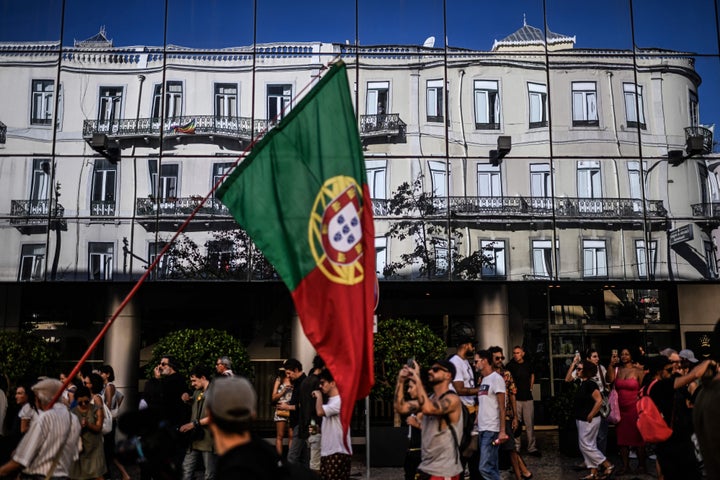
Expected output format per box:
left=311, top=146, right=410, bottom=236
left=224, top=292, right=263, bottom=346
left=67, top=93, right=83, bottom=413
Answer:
left=309, top=175, right=366, bottom=285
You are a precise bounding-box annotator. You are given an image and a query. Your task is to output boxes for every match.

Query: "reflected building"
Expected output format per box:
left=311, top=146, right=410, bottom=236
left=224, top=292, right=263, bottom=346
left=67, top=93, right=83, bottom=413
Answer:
left=0, top=20, right=718, bottom=409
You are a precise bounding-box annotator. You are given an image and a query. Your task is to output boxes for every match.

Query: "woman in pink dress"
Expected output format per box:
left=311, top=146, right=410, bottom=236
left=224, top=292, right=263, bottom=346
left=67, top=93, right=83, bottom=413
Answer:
left=608, top=347, right=646, bottom=475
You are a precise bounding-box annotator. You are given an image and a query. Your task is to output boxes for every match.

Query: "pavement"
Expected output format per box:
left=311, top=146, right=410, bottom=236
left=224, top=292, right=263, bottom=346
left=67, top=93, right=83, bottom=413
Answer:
left=346, top=428, right=658, bottom=480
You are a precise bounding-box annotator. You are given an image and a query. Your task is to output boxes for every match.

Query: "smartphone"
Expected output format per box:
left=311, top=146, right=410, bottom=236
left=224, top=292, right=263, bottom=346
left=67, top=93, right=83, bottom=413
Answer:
left=406, top=357, right=416, bottom=368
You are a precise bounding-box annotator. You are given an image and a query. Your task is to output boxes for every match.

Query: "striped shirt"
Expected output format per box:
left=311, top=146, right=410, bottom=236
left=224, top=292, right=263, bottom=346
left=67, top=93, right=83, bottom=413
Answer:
left=13, top=403, right=81, bottom=477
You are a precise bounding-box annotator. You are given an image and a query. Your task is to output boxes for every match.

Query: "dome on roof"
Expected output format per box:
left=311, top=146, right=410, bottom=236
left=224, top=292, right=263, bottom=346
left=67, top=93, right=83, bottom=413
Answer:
left=492, top=18, right=575, bottom=52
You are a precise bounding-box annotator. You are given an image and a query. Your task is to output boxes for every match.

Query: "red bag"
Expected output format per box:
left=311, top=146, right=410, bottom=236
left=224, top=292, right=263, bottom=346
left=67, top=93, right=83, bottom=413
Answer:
left=636, top=380, right=672, bottom=443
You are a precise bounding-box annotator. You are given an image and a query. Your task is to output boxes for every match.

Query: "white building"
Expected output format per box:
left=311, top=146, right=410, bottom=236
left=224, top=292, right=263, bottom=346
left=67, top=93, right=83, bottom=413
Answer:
left=0, top=20, right=718, bottom=411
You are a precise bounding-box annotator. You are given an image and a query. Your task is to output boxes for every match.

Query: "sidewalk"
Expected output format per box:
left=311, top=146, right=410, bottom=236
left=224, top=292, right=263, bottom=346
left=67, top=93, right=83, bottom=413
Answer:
left=348, top=429, right=656, bottom=480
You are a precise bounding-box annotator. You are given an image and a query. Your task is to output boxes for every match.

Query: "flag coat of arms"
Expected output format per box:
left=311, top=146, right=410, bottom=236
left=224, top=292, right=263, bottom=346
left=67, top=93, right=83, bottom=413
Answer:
left=217, top=61, right=375, bottom=437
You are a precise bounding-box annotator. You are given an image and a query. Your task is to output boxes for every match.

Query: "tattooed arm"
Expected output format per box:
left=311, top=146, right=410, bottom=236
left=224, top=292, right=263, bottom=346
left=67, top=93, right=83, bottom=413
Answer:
left=394, top=366, right=419, bottom=415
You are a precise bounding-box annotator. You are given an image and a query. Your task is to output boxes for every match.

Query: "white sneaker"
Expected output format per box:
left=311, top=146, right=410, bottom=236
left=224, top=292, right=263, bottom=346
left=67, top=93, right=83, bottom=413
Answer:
left=649, top=453, right=657, bottom=460
left=629, top=450, right=637, bottom=459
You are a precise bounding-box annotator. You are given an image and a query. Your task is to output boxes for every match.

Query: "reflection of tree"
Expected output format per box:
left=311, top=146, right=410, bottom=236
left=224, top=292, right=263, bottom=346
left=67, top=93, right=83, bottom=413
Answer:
left=163, top=229, right=276, bottom=280
left=382, top=175, right=490, bottom=279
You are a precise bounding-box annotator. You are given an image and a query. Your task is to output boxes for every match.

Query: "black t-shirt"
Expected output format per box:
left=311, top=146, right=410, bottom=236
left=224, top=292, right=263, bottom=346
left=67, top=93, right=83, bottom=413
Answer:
left=298, top=371, right=321, bottom=439
left=506, top=360, right=534, bottom=401
left=647, top=376, right=693, bottom=437
left=216, top=436, right=319, bottom=480
left=573, top=380, right=599, bottom=421
left=647, top=378, right=675, bottom=427
left=288, top=373, right=306, bottom=428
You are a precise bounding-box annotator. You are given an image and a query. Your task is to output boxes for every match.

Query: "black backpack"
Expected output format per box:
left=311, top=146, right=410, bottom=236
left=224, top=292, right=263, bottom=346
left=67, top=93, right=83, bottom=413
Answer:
left=440, top=390, right=474, bottom=463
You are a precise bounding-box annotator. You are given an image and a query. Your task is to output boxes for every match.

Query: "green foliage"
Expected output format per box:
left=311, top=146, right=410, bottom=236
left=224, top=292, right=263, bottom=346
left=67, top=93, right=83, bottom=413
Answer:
left=163, top=229, right=276, bottom=280
left=372, top=317, right=447, bottom=401
left=382, top=175, right=491, bottom=279
left=145, top=328, right=252, bottom=382
left=0, top=330, right=59, bottom=386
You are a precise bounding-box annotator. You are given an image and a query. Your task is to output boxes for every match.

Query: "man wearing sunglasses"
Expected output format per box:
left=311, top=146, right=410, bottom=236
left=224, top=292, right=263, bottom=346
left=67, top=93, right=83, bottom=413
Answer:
left=394, top=359, right=464, bottom=480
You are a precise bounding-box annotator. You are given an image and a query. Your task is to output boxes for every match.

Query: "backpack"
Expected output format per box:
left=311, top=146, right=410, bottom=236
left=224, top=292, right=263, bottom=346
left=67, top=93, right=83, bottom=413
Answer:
left=636, top=379, right=673, bottom=443
left=440, top=391, right=475, bottom=462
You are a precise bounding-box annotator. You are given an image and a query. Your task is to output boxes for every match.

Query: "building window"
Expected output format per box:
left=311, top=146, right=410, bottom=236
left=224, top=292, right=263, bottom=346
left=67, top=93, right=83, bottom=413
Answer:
left=624, top=83, right=646, bottom=129
left=215, top=83, right=238, bottom=118
left=577, top=161, right=602, bottom=200
left=98, top=87, right=123, bottom=130
left=152, top=81, right=183, bottom=120
left=705, top=241, right=718, bottom=279
left=366, top=160, right=387, bottom=200
left=149, top=160, right=179, bottom=201
left=583, top=240, right=607, bottom=277
left=31, top=80, right=54, bottom=125
left=212, top=162, right=233, bottom=198
left=18, top=244, right=45, bottom=281
left=435, top=239, right=448, bottom=276
left=530, top=164, right=551, bottom=198
left=149, top=242, right=172, bottom=280
left=532, top=240, right=556, bottom=278
left=366, top=81, right=389, bottom=116
left=477, top=164, right=501, bottom=197
left=474, top=80, right=500, bottom=130
left=267, top=84, right=292, bottom=123
left=635, top=239, right=657, bottom=279
left=429, top=161, right=447, bottom=197
left=481, top=240, right=506, bottom=277
left=89, top=242, right=114, bottom=280
left=375, top=236, right=387, bottom=278
left=208, top=239, right=234, bottom=274
left=572, top=82, right=598, bottom=127
left=426, top=79, right=444, bottom=123
left=689, top=90, right=699, bottom=127
left=90, top=159, right=117, bottom=216
left=30, top=159, right=50, bottom=214
left=528, top=82, right=547, bottom=128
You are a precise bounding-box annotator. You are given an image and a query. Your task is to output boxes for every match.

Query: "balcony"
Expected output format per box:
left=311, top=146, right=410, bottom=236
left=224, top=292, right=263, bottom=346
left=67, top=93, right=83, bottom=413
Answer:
left=372, top=196, right=666, bottom=222
left=685, top=126, right=713, bottom=155
left=90, top=200, right=116, bottom=217
left=83, top=115, right=270, bottom=143
left=10, top=200, right=67, bottom=234
left=691, top=202, right=720, bottom=218
left=359, top=114, right=406, bottom=142
left=135, top=196, right=238, bottom=232
left=0, top=120, right=6, bottom=144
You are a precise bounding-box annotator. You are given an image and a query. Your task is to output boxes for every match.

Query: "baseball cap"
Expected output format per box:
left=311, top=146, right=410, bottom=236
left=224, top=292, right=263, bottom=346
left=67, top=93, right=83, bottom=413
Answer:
left=679, top=349, right=699, bottom=363
left=206, top=376, right=257, bottom=424
left=456, top=336, right=476, bottom=348
left=432, top=359, right=457, bottom=378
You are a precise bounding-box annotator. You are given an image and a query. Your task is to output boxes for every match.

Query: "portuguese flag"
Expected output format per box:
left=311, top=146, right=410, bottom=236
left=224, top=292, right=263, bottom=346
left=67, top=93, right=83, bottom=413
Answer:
left=217, top=61, right=376, bottom=437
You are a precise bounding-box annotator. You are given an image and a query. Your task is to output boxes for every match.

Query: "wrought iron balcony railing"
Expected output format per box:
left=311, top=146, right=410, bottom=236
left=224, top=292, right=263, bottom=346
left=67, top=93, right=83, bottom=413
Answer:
left=83, top=115, right=270, bottom=141
left=685, top=126, right=713, bottom=154
left=10, top=199, right=67, bottom=232
left=136, top=196, right=230, bottom=217
left=691, top=202, right=720, bottom=217
left=372, top=196, right=666, bottom=219
left=0, top=120, right=6, bottom=144
left=90, top=200, right=116, bottom=216
left=359, top=113, right=406, bottom=139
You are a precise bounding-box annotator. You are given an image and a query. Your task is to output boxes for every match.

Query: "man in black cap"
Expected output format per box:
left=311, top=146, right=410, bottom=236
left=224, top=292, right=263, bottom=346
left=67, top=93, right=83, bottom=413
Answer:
left=394, top=359, right=464, bottom=480
left=207, top=376, right=317, bottom=480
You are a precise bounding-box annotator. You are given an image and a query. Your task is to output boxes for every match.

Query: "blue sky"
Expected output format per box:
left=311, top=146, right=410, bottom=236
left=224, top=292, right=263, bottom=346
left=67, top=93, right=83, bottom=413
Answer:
left=2, top=0, right=719, bottom=125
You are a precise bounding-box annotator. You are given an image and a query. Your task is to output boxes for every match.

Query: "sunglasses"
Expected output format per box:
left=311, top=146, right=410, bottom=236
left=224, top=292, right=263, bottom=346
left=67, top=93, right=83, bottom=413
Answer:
left=430, top=366, right=448, bottom=373
left=664, top=367, right=674, bottom=373
left=494, top=356, right=505, bottom=361
left=77, top=400, right=90, bottom=406
left=160, top=362, right=169, bottom=366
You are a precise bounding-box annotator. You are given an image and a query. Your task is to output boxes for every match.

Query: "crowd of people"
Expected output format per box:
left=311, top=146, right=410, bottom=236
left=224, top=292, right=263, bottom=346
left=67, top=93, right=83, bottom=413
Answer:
left=1, top=324, right=719, bottom=480
left=392, top=331, right=720, bottom=480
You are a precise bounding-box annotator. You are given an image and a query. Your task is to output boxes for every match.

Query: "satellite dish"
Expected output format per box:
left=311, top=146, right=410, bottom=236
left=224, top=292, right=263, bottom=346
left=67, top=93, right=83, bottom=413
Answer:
left=423, top=36, right=435, bottom=48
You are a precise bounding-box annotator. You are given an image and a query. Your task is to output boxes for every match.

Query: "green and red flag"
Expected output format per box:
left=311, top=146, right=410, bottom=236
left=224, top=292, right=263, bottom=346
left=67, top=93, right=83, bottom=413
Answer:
left=217, top=61, right=376, bottom=437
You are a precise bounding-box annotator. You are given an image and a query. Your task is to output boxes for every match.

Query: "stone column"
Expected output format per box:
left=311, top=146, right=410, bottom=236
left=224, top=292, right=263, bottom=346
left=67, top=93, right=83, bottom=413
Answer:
left=291, top=313, right=316, bottom=373
left=474, top=284, right=510, bottom=353
left=103, top=287, right=140, bottom=421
